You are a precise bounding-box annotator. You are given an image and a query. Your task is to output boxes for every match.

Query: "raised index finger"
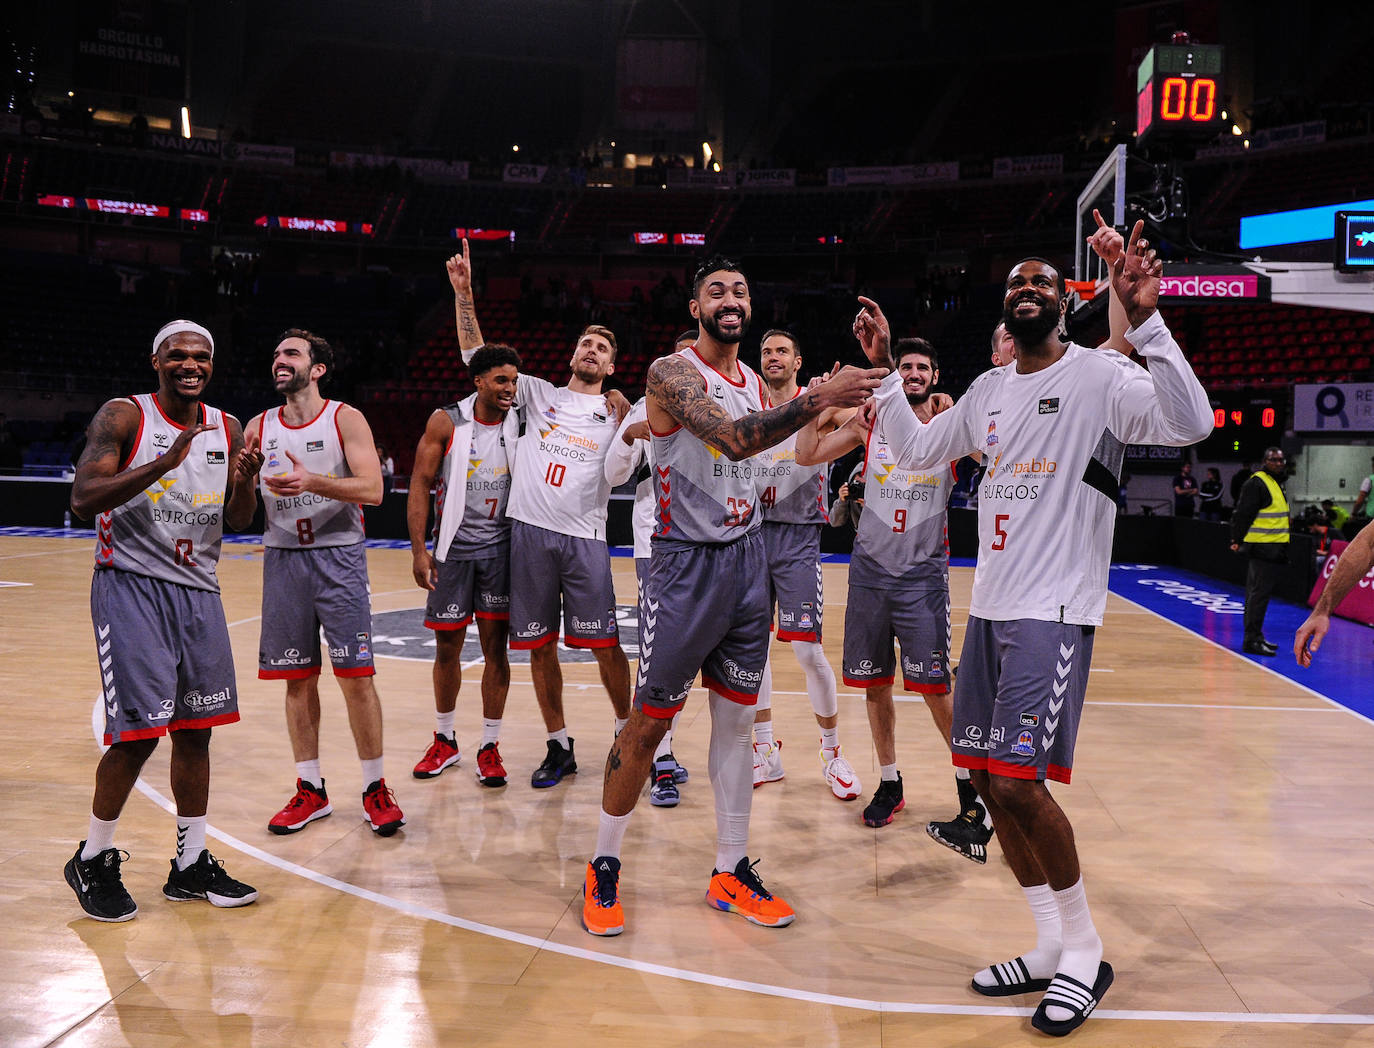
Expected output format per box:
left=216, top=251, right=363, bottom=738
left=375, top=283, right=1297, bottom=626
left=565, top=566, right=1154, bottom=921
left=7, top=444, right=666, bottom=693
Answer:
left=1092, top=207, right=1108, bottom=231
left=1125, top=219, right=1145, bottom=256
left=462, top=237, right=470, bottom=265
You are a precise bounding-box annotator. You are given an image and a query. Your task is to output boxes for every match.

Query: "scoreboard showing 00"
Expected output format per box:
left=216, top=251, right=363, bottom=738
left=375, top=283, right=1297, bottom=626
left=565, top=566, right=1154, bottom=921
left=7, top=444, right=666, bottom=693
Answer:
left=1136, top=42, right=1226, bottom=147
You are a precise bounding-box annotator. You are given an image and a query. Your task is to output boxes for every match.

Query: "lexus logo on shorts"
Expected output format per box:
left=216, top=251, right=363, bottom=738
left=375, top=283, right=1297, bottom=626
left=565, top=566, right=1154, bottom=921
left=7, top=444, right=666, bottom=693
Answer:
left=284, top=648, right=300, bottom=658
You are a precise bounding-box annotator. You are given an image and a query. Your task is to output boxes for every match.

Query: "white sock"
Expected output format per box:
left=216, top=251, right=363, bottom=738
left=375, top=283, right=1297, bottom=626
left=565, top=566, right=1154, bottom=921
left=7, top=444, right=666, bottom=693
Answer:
left=708, top=691, right=754, bottom=873
left=435, top=710, right=456, bottom=739
left=594, top=809, right=632, bottom=860
left=613, top=717, right=629, bottom=738
left=82, top=815, right=119, bottom=859
left=792, top=640, right=838, bottom=719
left=176, top=814, right=207, bottom=870
left=361, top=757, right=384, bottom=787
left=1045, top=878, right=1103, bottom=1023
left=973, top=883, right=1062, bottom=990
left=756, top=657, right=773, bottom=712
left=296, top=759, right=323, bottom=788
left=481, top=718, right=501, bottom=747
left=880, top=763, right=899, bottom=782
left=819, top=727, right=840, bottom=755
left=549, top=728, right=570, bottom=749
left=955, top=766, right=971, bottom=781
left=754, top=720, right=775, bottom=748
left=654, top=729, right=674, bottom=761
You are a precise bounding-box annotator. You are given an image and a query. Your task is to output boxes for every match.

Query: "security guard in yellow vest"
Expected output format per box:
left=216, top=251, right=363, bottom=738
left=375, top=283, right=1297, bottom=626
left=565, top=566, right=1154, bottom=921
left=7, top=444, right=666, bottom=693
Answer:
left=1229, top=447, right=1290, bottom=656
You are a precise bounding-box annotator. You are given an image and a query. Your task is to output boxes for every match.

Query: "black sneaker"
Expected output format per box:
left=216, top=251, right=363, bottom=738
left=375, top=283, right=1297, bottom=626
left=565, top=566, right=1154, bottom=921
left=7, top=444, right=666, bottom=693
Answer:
left=861, top=774, right=905, bottom=827
left=926, top=810, right=995, bottom=864
left=530, top=738, right=577, bottom=788
left=162, top=850, right=259, bottom=907
left=64, top=842, right=137, bottom=922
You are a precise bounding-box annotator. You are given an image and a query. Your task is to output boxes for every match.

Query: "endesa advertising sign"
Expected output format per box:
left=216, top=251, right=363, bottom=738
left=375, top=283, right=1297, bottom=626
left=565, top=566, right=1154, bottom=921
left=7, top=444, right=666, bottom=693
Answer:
left=1157, top=265, right=1271, bottom=302
left=1309, top=538, right=1374, bottom=627
left=255, top=216, right=373, bottom=235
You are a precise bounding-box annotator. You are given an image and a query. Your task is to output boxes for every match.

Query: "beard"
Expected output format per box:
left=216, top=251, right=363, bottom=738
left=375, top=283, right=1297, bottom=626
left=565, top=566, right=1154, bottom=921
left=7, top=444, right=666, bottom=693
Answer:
left=905, top=389, right=930, bottom=407
left=276, top=369, right=311, bottom=394
left=1002, top=297, right=1061, bottom=347
left=699, top=309, right=750, bottom=345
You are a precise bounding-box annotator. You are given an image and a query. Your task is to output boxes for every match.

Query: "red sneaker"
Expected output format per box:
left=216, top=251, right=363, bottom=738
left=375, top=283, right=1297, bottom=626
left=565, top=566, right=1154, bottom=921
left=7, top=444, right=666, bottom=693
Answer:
left=362, top=779, right=406, bottom=836
left=268, top=779, right=333, bottom=835
left=413, top=733, right=461, bottom=779
left=475, top=742, right=507, bottom=787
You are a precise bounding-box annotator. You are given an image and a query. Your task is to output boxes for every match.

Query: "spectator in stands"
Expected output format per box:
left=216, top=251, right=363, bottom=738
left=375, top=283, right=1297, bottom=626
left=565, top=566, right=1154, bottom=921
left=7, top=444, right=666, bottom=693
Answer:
left=377, top=443, right=395, bottom=492
left=1230, top=461, right=1254, bottom=506
left=1352, top=456, right=1374, bottom=520
left=1199, top=467, right=1224, bottom=521
left=1230, top=448, right=1291, bottom=656
left=829, top=463, right=865, bottom=534
left=1172, top=461, right=1199, bottom=517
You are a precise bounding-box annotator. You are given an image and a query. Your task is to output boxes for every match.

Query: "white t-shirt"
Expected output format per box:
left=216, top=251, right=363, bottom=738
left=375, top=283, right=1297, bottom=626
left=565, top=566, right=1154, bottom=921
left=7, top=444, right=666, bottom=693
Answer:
left=873, top=311, right=1212, bottom=625
left=507, top=375, right=619, bottom=541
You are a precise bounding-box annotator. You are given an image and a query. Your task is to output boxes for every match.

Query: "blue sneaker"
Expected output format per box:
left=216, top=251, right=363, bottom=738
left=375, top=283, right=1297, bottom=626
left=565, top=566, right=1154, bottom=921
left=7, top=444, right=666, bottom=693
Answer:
left=649, top=758, right=680, bottom=807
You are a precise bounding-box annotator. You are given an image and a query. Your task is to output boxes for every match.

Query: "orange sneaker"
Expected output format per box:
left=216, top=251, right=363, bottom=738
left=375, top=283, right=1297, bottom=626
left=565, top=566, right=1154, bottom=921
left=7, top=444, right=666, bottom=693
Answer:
left=582, top=856, right=624, bottom=936
left=705, top=857, right=795, bottom=927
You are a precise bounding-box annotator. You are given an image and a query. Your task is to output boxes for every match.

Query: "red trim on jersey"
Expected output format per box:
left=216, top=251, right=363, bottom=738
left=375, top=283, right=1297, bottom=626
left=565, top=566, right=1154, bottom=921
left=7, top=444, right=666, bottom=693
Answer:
left=259, top=667, right=321, bottom=680
left=641, top=701, right=682, bottom=720
left=118, top=398, right=146, bottom=472
left=103, top=725, right=167, bottom=744
left=425, top=615, right=473, bottom=631
left=688, top=346, right=747, bottom=387
left=952, top=753, right=987, bottom=772
left=565, top=635, right=618, bottom=649
left=902, top=680, right=951, bottom=695
left=701, top=675, right=759, bottom=704
left=510, top=633, right=557, bottom=650
left=333, top=665, right=375, bottom=678
left=757, top=372, right=770, bottom=408
left=648, top=420, right=683, bottom=437
left=149, top=393, right=204, bottom=430
left=776, top=629, right=819, bottom=643
left=860, top=415, right=875, bottom=481
left=1047, top=763, right=1072, bottom=784
left=169, top=711, right=240, bottom=732
left=443, top=425, right=456, bottom=454
left=277, top=399, right=332, bottom=430
left=474, top=610, right=510, bottom=621
left=474, top=416, right=502, bottom=427
left=987, top=757, right=1041, bottom=781
left=843, top=674, right=894, bottom=690
left=333, top=405, right=346, bottom=450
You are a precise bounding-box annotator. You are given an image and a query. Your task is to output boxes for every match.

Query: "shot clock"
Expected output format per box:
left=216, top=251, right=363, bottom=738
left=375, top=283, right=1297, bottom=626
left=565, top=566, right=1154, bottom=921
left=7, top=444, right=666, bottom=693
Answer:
left=1135, top=42, right=1226, bottom=147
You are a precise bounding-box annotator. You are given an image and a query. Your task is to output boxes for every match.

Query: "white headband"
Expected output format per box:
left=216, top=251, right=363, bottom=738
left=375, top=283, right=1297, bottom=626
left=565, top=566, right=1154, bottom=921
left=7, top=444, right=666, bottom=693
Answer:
left=153, top=319, right=215, bottom=357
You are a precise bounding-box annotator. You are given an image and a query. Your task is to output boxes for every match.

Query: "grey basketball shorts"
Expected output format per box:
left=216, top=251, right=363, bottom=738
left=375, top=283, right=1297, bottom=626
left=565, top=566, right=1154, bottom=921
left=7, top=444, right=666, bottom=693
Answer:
left=841, top=580, right=951, bottom=694
left=951, top=616, right=1096, bottom=784
left=762, top=521, right=824, bottom=642
left=634, top=529, right=771, bottom=719
left=424, top=548, right=511, bottom=630
left=91, top=568, right=239, bottom=745
left=258, top=543, right=375, bottom=679
left=508, top=520, right=619, bottom=650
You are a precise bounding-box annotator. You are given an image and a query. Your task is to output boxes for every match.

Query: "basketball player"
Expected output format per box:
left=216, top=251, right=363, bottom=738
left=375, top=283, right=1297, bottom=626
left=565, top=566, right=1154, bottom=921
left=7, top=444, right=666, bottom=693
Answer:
left=406, top=344, right=521, bottom=787
left=447, top=242, right=631, bottom=788
left=581, top=256, right=885, bottom=937
left=857, top=220, right=1211, bottom=1034
left=750, top=329, right=862, bottom=801
left=602, top=330, right=697, bottom=806
left=64, top=319, right=261, bottom=921
left=1296, top=521, right=1374, bottom=665
left=247, top=329, right=405, bottom=838
left=795, top=337, right=992, bottom=858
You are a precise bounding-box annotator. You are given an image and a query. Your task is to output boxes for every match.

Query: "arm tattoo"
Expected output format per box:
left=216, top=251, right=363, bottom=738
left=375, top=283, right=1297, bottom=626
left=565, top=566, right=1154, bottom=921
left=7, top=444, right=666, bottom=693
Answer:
left=77, top=402, right=131, bottom=471
left=647, top=355, right=813, bottom=461
left=457, top=293, right=478, bottom=339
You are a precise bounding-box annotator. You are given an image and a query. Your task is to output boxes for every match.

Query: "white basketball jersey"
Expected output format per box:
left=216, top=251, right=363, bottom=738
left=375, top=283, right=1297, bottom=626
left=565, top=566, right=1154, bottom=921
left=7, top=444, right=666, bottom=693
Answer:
left=260, top=401, right=365, bottom=549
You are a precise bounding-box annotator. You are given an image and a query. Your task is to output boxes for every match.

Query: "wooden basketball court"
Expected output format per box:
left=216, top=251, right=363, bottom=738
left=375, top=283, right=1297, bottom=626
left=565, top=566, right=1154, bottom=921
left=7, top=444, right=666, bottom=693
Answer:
left=3, top=533, right=1372, bottom=1046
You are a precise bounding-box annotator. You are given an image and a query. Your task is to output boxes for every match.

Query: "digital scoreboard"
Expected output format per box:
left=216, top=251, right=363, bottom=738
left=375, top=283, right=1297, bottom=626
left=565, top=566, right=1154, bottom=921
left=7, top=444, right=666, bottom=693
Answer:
left=1135, top=43, right=1226, bottom=147
left=1196, top=391, right=1283, bottom=461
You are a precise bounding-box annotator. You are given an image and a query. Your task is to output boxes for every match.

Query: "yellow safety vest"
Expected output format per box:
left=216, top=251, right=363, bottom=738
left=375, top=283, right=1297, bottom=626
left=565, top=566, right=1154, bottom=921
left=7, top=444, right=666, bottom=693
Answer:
left=1243, top=471, right=1289, bottom=544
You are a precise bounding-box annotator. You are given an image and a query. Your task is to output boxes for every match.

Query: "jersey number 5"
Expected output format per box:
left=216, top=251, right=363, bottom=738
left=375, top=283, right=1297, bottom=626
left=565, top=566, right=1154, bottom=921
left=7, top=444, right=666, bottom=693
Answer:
left=991, top=513, right=1010, bottom=551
